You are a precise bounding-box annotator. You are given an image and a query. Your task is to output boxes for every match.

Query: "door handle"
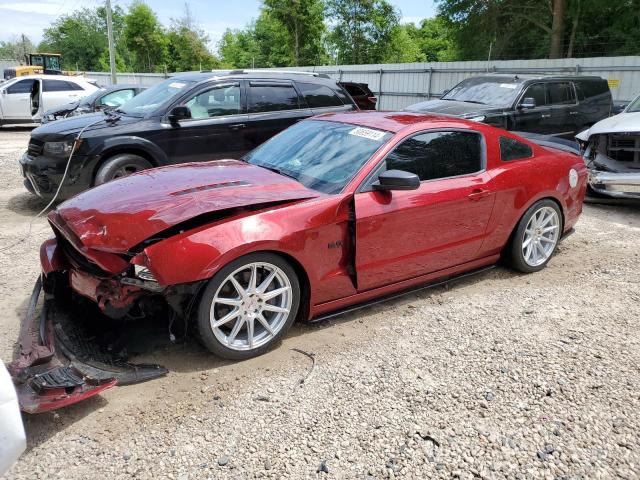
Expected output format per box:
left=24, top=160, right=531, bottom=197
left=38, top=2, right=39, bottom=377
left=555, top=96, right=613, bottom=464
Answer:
left=228, top=123, right=246, bottom=130
left=468, top=188, right=490, bottom=201
left=569, top=111, right=578, bottom=115
left=541, top=114, right=551, bottom=118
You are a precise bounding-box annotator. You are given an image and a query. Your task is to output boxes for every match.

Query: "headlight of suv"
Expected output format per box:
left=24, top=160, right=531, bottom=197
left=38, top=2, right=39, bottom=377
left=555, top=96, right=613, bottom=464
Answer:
left=43, top=139, right=75, bottom=157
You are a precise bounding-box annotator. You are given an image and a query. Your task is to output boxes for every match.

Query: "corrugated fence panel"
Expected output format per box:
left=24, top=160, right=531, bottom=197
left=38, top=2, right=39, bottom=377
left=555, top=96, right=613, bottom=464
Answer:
left=73, top=55, right=640, bottom=109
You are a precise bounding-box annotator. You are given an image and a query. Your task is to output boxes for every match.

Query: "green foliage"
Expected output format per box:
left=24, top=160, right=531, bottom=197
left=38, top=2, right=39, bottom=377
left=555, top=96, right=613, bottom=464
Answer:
left=0, top=35, right=36, bottom=63
left=437, top=0, right=640, bottom=60
left=326, top=0, right=401, bottom=64
left=40, top=8, right=110, bottom=71
left=219, top=11, right=294, bottom=68
left=123, top=1, right=168, bottom=72
left=262, top=0, right=327, bottom=66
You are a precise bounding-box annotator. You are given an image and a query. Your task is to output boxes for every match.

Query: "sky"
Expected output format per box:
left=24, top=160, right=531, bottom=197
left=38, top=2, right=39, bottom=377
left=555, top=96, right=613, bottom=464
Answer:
left=0, top=0, right=438, bottom=49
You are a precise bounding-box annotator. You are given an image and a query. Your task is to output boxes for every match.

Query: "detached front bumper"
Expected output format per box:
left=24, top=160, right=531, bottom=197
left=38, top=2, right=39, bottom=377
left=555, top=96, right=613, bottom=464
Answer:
left=589, top=170, right=640, bottom=199
left=8, top=240, right=168, bottom=414
left=19, top=151, right=98, bottom=201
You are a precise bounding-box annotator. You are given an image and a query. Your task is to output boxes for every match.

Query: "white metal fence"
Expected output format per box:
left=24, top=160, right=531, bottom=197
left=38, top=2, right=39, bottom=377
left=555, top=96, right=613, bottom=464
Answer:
left=4, top=56, right=639, bottom=109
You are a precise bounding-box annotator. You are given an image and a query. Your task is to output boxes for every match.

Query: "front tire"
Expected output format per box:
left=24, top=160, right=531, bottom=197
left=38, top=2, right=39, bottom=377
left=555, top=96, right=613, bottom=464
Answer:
left=95, top=153, right=152, bottom=185
left=506, top=199, right=562, bottom=273
left=196, top=253, right=300, bottom=360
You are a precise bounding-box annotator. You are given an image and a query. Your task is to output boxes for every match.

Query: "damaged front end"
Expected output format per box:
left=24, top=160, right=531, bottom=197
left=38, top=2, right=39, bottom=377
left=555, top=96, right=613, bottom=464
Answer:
left=8, top=232, right=180, bottom=413
left=580, top=132, right=640, bottom=199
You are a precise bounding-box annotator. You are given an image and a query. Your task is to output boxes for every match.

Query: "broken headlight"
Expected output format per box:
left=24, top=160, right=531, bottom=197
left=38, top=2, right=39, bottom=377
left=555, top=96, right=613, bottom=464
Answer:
left=43, top=139, right=75, bottom=157
left=134, top=265, right=157, bottom=282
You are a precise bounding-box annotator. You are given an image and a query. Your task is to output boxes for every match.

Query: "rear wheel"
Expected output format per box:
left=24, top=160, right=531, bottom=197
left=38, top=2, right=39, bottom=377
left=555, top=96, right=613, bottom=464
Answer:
left=506, top=199, right=562, bottom=273
left=95, top=153, right=152, bottom=185
left=196, top=253, right=300, bottom=360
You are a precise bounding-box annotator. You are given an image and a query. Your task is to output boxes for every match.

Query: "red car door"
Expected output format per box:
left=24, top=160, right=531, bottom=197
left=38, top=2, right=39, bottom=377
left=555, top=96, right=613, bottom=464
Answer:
left=354, top=130, right=496, bottom=291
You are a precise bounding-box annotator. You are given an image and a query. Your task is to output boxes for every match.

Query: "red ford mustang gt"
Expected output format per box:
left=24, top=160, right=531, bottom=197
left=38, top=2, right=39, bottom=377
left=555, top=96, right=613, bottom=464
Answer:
left=10, top=112, right=587, bottom=412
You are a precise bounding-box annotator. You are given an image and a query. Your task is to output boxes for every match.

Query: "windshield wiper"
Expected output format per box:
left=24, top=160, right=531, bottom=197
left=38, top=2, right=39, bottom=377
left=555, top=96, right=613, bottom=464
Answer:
left=259, top=164, right=299, bottom=181
left=459, top=100, right=486, bottom=105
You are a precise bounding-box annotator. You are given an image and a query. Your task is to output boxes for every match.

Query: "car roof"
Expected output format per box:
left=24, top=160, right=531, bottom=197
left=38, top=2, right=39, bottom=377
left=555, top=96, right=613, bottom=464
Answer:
left=314, top=111, right=479, bottom=133
left=170, top=70, right=339, bottom=85
left=8, top=74, right=90, bottom=81
left=462, top=74, right=605, bottom=83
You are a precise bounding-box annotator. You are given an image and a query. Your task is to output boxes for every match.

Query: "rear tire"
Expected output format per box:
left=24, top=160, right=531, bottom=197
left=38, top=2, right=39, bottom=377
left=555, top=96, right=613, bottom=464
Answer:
left=506, top=199, right=563, bottom=273
left=95, top=153, right=152, bottom=185
left=196, top=253, right=300, bottom=360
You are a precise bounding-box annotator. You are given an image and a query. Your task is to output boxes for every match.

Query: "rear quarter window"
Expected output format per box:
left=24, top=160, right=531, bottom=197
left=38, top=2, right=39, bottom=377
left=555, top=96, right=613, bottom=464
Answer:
left=576, top=79, right=610, bottom=99
left=500, top=136, right=533, bottom=161
left=297, top=83, right=344, bottom=108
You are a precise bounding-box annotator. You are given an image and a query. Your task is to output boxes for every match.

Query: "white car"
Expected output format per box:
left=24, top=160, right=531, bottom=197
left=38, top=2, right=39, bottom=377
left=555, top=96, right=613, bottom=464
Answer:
left=0, top=74, right=98, bottom=126
left=0, top=361, right=26, bottom=475
left=576, top=93, right=640, bottom=199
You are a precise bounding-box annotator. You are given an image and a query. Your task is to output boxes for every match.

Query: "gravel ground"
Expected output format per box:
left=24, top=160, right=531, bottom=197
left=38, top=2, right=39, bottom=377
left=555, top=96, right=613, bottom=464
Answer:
left=0, top=128, right=639, bottom=479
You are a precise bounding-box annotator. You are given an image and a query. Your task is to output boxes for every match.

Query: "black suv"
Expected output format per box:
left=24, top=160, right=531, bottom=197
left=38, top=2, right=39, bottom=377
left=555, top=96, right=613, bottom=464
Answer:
left=21, top=70, right=356, bottom=200
left=406, top=75, right=612, bottom=138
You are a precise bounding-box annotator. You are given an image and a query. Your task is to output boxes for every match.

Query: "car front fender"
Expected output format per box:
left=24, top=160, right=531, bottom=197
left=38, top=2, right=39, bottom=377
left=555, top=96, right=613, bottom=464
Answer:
left=93, top=135, right=169, bottom=166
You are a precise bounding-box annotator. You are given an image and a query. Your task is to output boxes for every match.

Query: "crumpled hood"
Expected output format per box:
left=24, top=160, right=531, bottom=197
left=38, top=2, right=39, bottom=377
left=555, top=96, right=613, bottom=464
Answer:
left=53, top=160, right=321, bottom=253
left=405, top=99, right=502, bottom=117
left=576, top=112, right=640, bottom=141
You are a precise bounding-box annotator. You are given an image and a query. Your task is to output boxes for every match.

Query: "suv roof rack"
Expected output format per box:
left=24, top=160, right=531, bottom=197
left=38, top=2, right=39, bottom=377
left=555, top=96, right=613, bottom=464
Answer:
left=224, top=69, right=330, bottom=79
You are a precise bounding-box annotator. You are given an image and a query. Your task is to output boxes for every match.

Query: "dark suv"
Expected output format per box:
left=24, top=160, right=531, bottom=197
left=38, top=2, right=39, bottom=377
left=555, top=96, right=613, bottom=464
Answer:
left=21, top=70, right=356, bottom=200
left=406, top=75, right=612, bottom=138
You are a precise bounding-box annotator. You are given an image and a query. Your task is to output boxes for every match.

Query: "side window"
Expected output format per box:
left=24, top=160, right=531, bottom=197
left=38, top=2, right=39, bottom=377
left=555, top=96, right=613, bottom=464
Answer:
left=248, top=83, right=300, bottom=113
left=522, top=83, right=546, bottom=106
left=64, top=81, right=85, bottom=91
left=343, top=84, right=365, bottom=97
left=185, top=83, right=241, bottom=119
left=574, top=82, right=586, bottom=101
left=500, top=136, right=533, bottom=161
left=297, top=83, right=344, bottom=108
left=6, top=79, right=34, bottom=94
left=385, top=131, right=483, bottom=181
left=100, top=89, right=135, bottom=107
left=547, top=82, right=575, bottom=105
left=43, top=80, right=74, bottom=92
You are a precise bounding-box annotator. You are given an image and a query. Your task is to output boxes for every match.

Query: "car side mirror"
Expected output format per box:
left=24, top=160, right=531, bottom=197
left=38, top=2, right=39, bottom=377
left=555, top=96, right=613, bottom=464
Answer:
left=168, top=105, right=191, bottom=125
left=519, top=97, right=536, bottom=109
left=373, top=170, right=420, bottom=191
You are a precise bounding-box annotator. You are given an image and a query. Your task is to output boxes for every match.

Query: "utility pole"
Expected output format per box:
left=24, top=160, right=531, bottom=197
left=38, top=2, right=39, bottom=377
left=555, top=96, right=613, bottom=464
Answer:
left=106, top=0, right=117, bottom=84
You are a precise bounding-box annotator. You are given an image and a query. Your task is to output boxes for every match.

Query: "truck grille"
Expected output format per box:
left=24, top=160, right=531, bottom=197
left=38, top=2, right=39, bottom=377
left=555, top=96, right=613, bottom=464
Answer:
left=607, top=135, right=640, bottom=163
left=28, top=139, right=44, bottom=157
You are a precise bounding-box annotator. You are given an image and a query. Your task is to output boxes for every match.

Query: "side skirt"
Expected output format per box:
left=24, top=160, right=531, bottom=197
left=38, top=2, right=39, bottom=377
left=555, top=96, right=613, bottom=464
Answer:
left=310, top=255, right=499, bottom=322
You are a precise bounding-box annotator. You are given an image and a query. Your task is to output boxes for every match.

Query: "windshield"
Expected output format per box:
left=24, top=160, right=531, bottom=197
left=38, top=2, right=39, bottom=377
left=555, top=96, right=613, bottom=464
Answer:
left=442, top=77, right=523, bottom=107
left=118, top=78, right=195, bottom=116
left=244, top=120, right=392, bottom=194
left=625, top=94, right=640, bottom=113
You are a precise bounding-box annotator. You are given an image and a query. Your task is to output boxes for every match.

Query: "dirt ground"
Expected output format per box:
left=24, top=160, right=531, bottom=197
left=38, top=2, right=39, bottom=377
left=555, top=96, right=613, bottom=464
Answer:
left=0, top=128, right=638, bottom=479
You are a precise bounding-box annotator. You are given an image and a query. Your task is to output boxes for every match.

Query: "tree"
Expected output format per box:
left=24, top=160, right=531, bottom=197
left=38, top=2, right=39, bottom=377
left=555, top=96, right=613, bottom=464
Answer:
left=0, top=35, right=36, bottom=63
left=403, top=18, right=458, bottom=62
left=437, top=0, right=640, bottom=60
left=218, top=11, right=293, bottom=68
left=326, top=0, right=400, bottom=64
left=262, top=0, right=326, bottom=66
left=40, top=8, right=109, bottom=71
left=166, top=4, right=219, bottom=72
left=123, top=1, right=168, bottom=72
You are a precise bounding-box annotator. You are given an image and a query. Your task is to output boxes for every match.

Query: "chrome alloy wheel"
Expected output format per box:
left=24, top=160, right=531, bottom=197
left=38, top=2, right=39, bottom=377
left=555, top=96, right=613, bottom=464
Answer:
left=209, top=262, right=292, bottom=351
left=522, top=206, right=560, bottom=267
left=112, top=164, right=144, bottom=179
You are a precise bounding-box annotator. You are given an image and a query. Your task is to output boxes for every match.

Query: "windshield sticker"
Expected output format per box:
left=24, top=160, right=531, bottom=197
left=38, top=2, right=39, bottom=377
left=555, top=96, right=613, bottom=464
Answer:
left=348, top=127, right=386, bottom=141
left=168, top=82, right=187, bottom=89
left=499, top=83, right=518, bottom=89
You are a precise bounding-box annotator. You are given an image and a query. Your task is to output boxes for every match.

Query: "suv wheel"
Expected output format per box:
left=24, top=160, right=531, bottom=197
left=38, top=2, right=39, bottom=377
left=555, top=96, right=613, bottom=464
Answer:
left=95, top=153, right=152, bottom=185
